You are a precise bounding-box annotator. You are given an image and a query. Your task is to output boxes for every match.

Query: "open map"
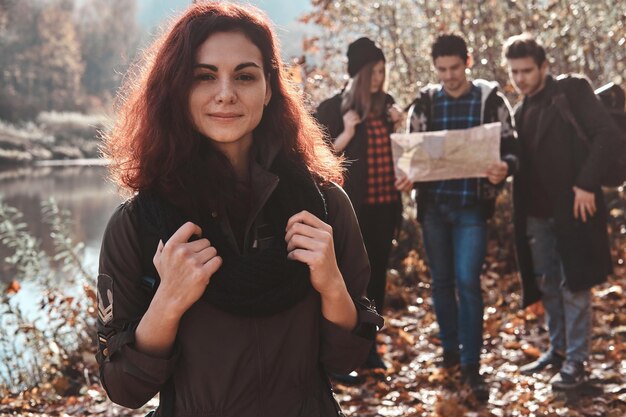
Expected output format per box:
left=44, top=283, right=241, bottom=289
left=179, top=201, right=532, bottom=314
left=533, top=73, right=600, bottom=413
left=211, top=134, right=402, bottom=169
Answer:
left=390, top=122, right=501, bottom=182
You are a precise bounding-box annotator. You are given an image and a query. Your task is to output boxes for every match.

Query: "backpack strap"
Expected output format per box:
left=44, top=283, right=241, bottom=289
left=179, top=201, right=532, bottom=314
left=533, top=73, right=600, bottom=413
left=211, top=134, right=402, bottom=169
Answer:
left=427, top=89, right=436, bottom=130
left=552, top=78, right=591, bottom=146
left=132, top=194, right=177, bottom=417
left=405, top=88, right=435, bottom=133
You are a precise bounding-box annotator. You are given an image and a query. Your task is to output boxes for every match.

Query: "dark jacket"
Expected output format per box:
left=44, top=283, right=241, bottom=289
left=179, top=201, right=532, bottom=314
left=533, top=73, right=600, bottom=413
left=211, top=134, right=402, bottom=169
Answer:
left=513, top=75, right=617, bottom=307
left=95, top=153, right=381, bottom=416
left=406, top=79, right=520, bottom=220
left=314, top=92, right=399, bottom=216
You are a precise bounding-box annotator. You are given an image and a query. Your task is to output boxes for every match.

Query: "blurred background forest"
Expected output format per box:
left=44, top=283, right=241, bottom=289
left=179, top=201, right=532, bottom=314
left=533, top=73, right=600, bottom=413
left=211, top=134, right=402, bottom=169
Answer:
left=0, top=0, right=138, bottom=122
left=0, top=0, right=626, bottom=123
left=0, top=1, right=625, bottom=416
left=300, top=0, right=625, bottom=106
left=1, top=0, right=625, bottom=125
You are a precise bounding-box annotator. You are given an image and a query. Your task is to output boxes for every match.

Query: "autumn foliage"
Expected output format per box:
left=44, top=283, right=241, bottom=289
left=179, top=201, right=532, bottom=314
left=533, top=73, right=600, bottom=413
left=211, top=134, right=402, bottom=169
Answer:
left=0, top=1, right=625, bottom=415
left=298, top=0, right=625, bottom=109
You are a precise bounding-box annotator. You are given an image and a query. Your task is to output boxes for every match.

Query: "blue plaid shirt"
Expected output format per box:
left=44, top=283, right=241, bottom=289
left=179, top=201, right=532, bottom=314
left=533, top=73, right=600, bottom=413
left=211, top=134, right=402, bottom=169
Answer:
left=427, top=83, right=482, bottom=206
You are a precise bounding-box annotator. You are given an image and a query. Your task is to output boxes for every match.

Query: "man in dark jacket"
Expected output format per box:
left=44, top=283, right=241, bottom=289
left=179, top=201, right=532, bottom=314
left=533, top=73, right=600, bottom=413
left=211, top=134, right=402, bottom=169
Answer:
left=504, top=34, right=618, bottom=390
left=406, top=34, right=519, bottom=402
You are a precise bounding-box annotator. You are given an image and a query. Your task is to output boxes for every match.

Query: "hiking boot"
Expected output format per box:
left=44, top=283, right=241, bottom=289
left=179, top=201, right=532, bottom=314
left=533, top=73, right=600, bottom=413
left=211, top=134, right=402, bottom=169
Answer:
left=363, top=345, right=388, bottom=370
left=519, top=350, right=565, bottom=375
left=461, top=363, right=489, bottom=402
left=438, top=350, right=461, bottom=369
left=551, top=360, right=586, bottom=390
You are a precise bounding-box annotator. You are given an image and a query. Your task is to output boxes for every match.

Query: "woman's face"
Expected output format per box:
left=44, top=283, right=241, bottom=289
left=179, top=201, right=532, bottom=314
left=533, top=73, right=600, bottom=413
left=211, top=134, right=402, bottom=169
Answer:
left=189, top=31, right=271, bottom=153
left=370, top=60, right=385, bottom=93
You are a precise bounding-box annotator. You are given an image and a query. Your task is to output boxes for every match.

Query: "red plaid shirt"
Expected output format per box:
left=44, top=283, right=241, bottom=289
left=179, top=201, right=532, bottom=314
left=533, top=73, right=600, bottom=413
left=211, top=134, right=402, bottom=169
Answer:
left=365, top=115, right=398, bottom=204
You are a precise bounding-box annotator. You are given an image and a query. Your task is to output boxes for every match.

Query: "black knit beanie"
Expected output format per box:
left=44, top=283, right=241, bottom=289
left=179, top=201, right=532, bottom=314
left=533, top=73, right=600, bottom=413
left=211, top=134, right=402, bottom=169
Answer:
left=347, top=37, right=385, bottom=78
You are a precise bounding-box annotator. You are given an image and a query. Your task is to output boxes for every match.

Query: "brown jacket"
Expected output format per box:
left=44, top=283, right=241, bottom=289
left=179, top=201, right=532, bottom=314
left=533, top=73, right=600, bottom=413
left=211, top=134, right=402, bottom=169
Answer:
left=95, top=157, right=380, bottom=417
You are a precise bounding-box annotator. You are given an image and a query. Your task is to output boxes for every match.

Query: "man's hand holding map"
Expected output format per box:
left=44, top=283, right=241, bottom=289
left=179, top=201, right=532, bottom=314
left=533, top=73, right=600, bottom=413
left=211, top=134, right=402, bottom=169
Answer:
left=390, top=122, right=501, bottom=182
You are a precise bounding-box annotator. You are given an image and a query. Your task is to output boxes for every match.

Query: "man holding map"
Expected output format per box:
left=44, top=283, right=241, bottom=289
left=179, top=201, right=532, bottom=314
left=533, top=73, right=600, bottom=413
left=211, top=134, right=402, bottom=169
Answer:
left=405, top=34, right=518, bottom=401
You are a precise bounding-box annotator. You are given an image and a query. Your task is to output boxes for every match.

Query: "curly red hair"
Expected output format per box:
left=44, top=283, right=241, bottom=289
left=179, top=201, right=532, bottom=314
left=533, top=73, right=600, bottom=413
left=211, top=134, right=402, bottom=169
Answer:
left=104, top=2, right=342, bottom=208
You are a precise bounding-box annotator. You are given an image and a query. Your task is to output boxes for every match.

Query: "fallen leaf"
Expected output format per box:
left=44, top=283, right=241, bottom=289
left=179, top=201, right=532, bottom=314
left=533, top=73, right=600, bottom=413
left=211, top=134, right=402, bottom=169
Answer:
left=5, top=279, right=21, bottom=294
left=522, top=344, right=542, bottom=359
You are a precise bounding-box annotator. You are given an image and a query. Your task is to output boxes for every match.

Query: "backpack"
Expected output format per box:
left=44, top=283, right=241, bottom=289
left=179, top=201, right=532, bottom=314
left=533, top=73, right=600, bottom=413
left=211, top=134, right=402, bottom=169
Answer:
left=554, top=75, right=626, bottom=187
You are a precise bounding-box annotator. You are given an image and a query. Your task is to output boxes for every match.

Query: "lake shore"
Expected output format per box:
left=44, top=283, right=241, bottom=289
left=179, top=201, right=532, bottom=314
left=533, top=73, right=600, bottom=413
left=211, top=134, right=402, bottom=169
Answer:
left=0, top=112, right=109, bottom=168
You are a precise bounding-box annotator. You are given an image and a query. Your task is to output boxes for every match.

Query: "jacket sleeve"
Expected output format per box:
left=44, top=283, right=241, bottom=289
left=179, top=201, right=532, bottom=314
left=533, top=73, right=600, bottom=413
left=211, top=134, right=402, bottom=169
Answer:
left=96, top=202, right=180, bottom=409
left=314, top=95, right=344, bottom=149
left=490, top=91, right=520, bottom=176
left=318, top=184, right=383, bottom=374
left=566, top=77, right=623, bottom=191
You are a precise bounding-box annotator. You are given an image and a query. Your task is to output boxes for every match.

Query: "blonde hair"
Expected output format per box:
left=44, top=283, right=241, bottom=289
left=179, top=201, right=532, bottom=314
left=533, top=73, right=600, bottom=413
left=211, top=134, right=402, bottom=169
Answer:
left=341, top=60, right=386, bottom=118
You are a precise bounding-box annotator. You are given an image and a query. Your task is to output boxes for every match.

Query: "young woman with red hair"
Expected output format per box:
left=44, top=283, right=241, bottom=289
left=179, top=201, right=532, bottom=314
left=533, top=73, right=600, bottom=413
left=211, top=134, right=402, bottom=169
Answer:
left=96, top=3, right=382, bottom=416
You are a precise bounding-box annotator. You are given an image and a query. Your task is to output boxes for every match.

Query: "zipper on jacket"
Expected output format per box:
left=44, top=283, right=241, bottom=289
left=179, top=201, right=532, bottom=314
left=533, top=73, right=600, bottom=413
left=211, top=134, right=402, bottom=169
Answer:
left=242, top=176, right=279, bottom=255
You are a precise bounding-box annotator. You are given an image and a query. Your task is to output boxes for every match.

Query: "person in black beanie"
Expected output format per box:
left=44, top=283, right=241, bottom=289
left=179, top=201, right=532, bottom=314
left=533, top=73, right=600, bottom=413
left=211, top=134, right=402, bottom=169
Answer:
left=316, top=37, right=412, bottom=378
left=346, top=37, right=386, bottom=78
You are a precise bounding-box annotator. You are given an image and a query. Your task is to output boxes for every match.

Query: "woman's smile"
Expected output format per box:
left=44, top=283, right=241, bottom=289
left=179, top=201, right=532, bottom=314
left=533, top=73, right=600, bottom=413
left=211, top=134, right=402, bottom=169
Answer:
left=207, top=111, right=244, bottom=121
left=188, top=31, right=271, bottom=156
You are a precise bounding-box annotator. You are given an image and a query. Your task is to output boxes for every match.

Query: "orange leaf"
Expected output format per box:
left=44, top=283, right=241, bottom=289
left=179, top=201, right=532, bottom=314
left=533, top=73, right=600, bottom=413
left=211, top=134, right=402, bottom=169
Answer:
left=522, top=344, right=541, bottom=359
left=503, top=340, right=521, bottom=349
left=5, top=280, right=21, bottom=294
left=434, top=394, right=467, bottom=416
left=397, top=328, right=416, bottom=346
left=84, top=284, right=97, bottom=302
left=526, top=301, right=545, bottom=317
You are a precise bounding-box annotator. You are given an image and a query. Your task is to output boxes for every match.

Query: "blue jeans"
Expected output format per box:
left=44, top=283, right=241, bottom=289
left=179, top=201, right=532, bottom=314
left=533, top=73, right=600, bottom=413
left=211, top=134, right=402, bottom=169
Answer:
left=421, top=203, right=487, bottom=365
left=526, top=217, right=591, bottom=363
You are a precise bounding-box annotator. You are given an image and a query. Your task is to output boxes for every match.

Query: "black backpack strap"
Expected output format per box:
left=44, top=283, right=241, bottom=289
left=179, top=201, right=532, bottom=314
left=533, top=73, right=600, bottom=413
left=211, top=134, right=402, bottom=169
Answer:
left=405, top=88, right=434, bottom=133
left=552, top=77, right=591, bottom=146
left=132, top=193, right=177, bottom=417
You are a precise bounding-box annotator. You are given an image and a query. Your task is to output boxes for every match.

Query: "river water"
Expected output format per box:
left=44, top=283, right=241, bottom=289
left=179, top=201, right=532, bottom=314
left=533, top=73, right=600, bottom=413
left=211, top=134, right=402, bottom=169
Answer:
left=0, top=163, right=124, bottom=284
left=0, top=163, right=127, bottom=386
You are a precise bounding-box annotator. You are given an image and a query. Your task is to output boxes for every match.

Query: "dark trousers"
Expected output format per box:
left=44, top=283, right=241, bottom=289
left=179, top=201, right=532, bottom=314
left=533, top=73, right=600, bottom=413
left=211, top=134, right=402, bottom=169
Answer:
left=358, top=202, right=399, bottom=314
